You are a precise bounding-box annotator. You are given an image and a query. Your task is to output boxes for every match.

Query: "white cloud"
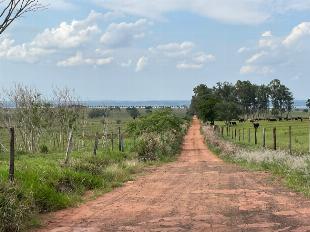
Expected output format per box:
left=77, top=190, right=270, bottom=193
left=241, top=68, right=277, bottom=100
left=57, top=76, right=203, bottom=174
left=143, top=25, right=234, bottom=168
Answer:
left=100, top=19, right=151, bottom=48
left=135, top=56, right=148, bottom=72
left=193, top=52, right=216, bottom=63
left=237, top=47, right=250, bottom=54
left=283, top=22, right=310, bottom=47
left=262, top=31, right=272, bottom=37
left=93, top=0, right=310, bottom=25
left=176, top=63, right=203, bottom=70
left=32, top=11, right=101, bottom=49
left=150, top=41, right=194, bottom=57
left=57, top=52, right=113, bottom=67
left=0, top=37, right=53, bottom=63
left=240, top=21, right=310, bottom=76
left=240, top=65, right=273, bottom=75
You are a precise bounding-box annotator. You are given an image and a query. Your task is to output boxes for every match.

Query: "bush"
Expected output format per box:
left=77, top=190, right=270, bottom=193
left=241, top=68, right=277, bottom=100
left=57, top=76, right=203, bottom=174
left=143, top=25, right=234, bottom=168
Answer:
left=135, top=133, right=160, bottom=161
left=0, top=183, right=34, bottom=232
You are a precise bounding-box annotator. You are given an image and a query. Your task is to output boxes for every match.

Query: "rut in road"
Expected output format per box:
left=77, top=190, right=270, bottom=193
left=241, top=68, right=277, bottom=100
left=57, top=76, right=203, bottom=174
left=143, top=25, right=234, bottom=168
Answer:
left=39, top=118, right=310, bottom=232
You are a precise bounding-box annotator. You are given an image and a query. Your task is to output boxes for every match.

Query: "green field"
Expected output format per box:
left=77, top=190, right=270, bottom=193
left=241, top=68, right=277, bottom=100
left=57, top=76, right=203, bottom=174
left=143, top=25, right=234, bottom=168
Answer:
left=216, top=119, right=310, bottom=154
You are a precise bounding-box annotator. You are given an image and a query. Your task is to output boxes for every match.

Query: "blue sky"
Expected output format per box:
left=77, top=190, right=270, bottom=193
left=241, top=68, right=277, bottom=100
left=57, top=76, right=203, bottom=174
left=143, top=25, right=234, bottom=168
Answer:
left=1, top=0, right=310, bottom=100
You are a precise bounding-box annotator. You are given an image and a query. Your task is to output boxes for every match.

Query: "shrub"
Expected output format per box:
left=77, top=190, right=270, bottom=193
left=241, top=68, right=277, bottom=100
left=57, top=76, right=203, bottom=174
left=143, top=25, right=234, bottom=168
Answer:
left=135, top=133, right=159, bottom=161
left=0, top=183, right=34, bottom=232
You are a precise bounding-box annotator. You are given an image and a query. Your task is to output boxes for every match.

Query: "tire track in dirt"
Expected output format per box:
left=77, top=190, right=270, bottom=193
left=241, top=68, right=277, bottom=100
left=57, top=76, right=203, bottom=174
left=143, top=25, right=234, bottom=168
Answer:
left=38, top=117, right=310, bottom=232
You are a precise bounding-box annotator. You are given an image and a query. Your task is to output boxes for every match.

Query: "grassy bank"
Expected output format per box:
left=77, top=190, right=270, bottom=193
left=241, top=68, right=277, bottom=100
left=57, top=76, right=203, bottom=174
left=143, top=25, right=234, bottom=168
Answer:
left=0, top=109, right=189, bottom=232
left=202, top=124, right=310, bottom=197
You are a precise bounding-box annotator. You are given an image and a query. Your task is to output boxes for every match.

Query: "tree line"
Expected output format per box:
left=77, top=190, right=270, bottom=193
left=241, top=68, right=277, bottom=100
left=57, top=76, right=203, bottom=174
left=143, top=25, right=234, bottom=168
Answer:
left=190, top=79, right=294, bottom=123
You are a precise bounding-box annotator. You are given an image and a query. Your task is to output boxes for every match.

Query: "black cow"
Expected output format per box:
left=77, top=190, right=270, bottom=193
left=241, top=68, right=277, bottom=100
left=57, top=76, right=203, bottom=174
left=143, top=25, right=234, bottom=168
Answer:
left=230, top=121, right=237, bottom=126
left=253, top=123, right=260, bottom=129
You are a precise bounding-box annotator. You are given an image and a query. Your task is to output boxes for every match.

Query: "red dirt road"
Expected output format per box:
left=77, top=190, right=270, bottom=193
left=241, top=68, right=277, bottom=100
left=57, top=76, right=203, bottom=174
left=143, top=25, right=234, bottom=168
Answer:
left=39, top=118, right=310, bottom=232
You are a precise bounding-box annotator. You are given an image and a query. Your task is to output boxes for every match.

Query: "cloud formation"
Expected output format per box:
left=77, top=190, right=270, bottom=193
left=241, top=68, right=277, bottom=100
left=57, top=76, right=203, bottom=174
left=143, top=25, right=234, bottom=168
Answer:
left=93, top=0, right=310, bottom=25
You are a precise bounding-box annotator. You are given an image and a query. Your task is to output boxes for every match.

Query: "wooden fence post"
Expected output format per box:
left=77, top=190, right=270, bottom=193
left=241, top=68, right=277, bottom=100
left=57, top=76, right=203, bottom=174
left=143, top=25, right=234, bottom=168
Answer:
left=289, top=126, right=292, bottom=155
left=238, top=129, right=241, bottom=141
left=263, top=128, right=266, bottom=148
left=248, top=128, right=251, bottom=144
left=234, top=128, right=237, bottom=140
left=64, top=129, right=73, bottom=165
left=231, top=128, right=233, bottom=139
left=273, top=127, right=277, bottom=150
left=9, top=128, right=15, bottom=182
left=111, top=132, right=114, bottom=151
left=118, top=127, right=122, bottom=151
left=242, top=128, right=245, bottom=142
left=226, top=126, right=228, bottom=136
left=221, top=127, right=224, bottom=137
left=93, top=132, right=99, bottom=156
left=254, top=127, right=258, bottom=145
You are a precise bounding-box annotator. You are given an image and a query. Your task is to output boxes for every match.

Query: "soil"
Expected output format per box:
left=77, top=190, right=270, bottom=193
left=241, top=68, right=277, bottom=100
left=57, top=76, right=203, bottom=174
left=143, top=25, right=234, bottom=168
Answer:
left=37, top=117, right=310, bottom=232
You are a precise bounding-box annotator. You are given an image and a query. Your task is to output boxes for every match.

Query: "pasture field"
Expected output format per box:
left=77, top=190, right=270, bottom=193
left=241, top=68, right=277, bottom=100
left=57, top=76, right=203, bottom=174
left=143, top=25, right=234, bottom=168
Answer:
left=217, top=118, right=310, bottom=154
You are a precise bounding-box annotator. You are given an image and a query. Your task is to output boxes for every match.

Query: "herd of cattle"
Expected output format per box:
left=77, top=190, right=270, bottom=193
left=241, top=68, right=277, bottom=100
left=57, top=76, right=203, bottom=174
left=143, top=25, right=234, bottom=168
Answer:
left=227, top=117, right=305, bottom=129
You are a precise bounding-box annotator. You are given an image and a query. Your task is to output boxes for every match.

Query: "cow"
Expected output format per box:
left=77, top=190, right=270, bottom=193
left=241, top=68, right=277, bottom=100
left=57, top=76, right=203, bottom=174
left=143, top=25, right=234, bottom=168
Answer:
left=239, top=119, right=245, bottom=123
left=230, top=121, right=237, bottom=126
left=268, top=118, right=277, bottom=122
left=253, top=122, right=260, bottom=129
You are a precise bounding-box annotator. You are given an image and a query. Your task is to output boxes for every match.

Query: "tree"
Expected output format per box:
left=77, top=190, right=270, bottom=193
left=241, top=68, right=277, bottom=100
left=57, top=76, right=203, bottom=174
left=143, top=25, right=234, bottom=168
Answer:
left=0, top=0, right=43, bottom=35
left=306, top=99, right=310, bottom=109
left=235, top=81, right=258, bottom=118
left=190, top=84, right=219, bottom=123
left=215, top=101, right=241, bottom=124
left=126, top=107, right=140, bottom=120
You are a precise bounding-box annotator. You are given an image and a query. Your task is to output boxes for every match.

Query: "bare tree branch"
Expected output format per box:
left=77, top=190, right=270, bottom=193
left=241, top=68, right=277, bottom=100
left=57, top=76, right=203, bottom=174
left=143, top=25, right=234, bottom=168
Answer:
left=0, top=0, right=44, bottom=35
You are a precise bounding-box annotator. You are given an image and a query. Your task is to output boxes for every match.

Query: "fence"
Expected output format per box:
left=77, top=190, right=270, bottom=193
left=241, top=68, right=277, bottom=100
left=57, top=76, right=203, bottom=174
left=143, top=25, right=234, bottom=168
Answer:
left=1, top=125, right=129, bottom=182
left=213, top=118, right=310, bottom=155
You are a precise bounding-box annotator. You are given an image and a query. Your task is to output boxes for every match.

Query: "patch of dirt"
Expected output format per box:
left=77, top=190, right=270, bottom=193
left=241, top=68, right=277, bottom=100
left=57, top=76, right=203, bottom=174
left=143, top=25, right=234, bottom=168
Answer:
left=37, top=118, right=310, bottom=232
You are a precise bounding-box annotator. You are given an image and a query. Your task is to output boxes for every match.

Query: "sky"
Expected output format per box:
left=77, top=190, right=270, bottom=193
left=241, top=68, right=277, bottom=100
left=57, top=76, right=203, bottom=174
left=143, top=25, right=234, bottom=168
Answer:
left=0, top=0, right=310, bottom=101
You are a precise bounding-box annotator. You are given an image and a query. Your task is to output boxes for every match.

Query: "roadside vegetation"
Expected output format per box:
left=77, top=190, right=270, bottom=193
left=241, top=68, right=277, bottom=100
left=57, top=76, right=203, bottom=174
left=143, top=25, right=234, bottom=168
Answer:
left=202, top=125, right=310, bottom=197
left=0, top=85, right=188, bottom=232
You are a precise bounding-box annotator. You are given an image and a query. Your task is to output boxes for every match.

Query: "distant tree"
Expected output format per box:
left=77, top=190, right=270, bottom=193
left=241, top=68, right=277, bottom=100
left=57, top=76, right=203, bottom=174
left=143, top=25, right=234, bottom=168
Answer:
left=307, top=99, right=310, bottom=109
left=235, top=80, right=257, bottom=118
left=256, top=85, right=270, bottom=117
left=190, top=84, right=219, bottom=123
left=145, top=106, right=153, bottom=114
left=213, top=82, right=236, bottom=102
left=126, top=107, right=140, bottom=120
left=0, top=0, right=44, bottom=35
left=215, top=101, right=241, bottom=124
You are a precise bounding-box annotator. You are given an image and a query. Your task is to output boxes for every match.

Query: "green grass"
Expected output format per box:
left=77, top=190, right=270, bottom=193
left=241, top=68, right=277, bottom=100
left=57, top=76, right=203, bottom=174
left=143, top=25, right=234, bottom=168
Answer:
left=216, top=119, right=310, bottom=154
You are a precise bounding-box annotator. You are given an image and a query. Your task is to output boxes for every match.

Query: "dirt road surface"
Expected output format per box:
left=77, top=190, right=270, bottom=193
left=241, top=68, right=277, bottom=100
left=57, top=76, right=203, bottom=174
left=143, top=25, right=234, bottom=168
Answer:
left=38, top=118, right=310, bottom=232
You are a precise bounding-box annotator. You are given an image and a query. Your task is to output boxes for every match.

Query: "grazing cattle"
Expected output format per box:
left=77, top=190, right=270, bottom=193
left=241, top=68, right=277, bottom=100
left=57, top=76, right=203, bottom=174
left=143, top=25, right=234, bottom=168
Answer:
left=249, top=119, right=255, bottom=123
left=278, top=117, right=283, bottom=121
left=253, top=123, right=260, bottom=129
left=268, top=118, right=277, bottom=122
left=230, top=121, right=237, bottom=126
left=239, top=119, right=245, bottom=123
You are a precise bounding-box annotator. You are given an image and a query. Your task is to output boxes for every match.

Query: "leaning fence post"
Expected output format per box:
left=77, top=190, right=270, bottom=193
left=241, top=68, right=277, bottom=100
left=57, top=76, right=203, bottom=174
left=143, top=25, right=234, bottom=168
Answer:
left=64, top=129, right=73, bottom=165
left=93, top=132, right=99, bottom=156
left=273, top=127, right=277, bottom=150
left=289, top=126, right=292, bottom=155
left=9, top=128, right=15, bottom=182
left=263, top=128, right=266, bottom=148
